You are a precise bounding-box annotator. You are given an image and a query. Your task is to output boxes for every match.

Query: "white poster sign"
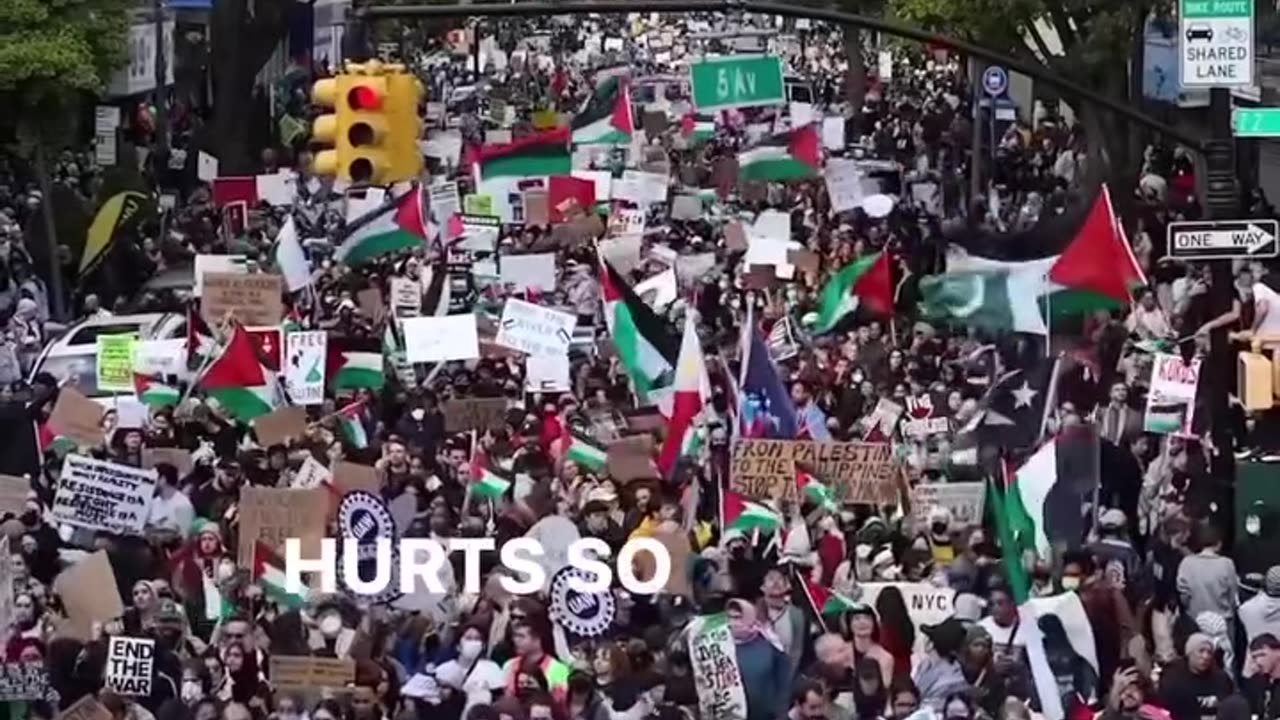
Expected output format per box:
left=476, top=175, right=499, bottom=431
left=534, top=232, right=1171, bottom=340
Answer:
left=859, top=582, right=956, bottom=653
left=292, top=455, right=333, bottom=490
left=390, top=277, right=422, bottom=317
left=402, top=315, right=480, bottom=363
left=194, top=254, right=248, bottom=297
left=106, top=636, right=155, bottom=696
left=500, top=253, right=558, bottom=292
left=1144, top=353, right=1201, bottom=435
left=54, top=455, right=158, bottom=536
left=911, top=482, right=987, bottom=528
left=825, top=159, right=865, bottom=213
left=525, top=354, right=572, bottom=392
left=284, top=331, right=327, bottom=406
left=132, top=339, right=189, bottom=378
left=496, top=299, right=578, bottom=357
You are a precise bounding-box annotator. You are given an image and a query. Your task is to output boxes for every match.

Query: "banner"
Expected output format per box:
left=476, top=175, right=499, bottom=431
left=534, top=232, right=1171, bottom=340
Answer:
left=687, top=614, right=748, bottom=720
left=96, top=334, right=136, bottom=392
left=0, top=661, right=53, bottom=701
left=495, top=299, right=578, bottom=357
left=105, top=636, right=155, bottom=695
left=236, top=486, right=329, bottom=566
left=1144, top=353, right=1200, bottom=435
left=858, top=582, right=956, bottom=653
left=730, top=440, right=898, bottom=505
left=442, top=398, right=509, bottom=432
left=911, top=482, right=986, bottom=527
left=284, top=331, right=327, bottom=406
left=269, top=656, right=355, bottom=691
left=53, top=455, right=157, bottom=536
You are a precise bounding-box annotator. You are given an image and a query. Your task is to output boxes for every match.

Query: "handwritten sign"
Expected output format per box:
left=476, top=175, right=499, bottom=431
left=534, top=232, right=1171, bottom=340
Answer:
left=730, top=440, right=898, bottom=506
left=237, top=486, right=328, bottom=566
left=96, top=334, right=136, bottom=392
left=0, top=661, right=53, bottom=701
left=201, top=272, right=284, bottom=327
left=911, top=482, right=986, bottom=527
left=55, top=694, right=112, bottom=720
left=48, top=387, right=106, bottom=448
left=53, top=455, right=157, bottom=536
left=269, top=656, right=355, bottom=691
left=442, top=398, right=509, bottom=432
left=495, top=299, right=578, bottom=357
left=688, top=614, right=748, bottom=720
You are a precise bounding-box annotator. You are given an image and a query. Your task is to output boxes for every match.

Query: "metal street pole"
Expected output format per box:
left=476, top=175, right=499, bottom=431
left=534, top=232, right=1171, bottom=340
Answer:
left=969, top=58, right=983, bottom=205
left=153, top=0, right=169, bottom=155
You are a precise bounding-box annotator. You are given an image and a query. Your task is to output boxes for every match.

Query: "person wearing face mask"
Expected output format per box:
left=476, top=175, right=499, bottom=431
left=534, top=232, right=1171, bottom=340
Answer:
left=578, top=499, right=625, bottom=556
left=1061, top=552, right=1139, bottom=694
left=179, top=662, right=212, bottom=708
left=756, top=567, right=806, bottom=682
left=396, top=396, right=445, bottom=459
left=435, top=624, right=506, bottom=720
left=725, top=599, right=790, bottom=720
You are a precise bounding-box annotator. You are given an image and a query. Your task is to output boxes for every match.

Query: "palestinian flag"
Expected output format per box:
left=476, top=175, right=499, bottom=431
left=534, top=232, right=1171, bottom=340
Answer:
left=327, top=336, right=385, bottom=392
left=471, top=469, right=511, bottom=499
left=738, top=125, right=821, bottom=183
left=796, top=466, right=837, bottom=511
left=565, top=436, right=608, bottom=473
left=187, top=303, right=217, bottom=370
left=253, top=541, right=307, bottom=610
left=337, top=399, right=369, bottom=449
left=681, top=113, right=716, bottom=144
left=800, top=576, right=860, bottom=620
left=571, top=76, right=634, bottom=145
left=197, top=324, right=283, bottom=422
left=721, top=489, right=782, bottom=535
left=813, top=252, right=893, bottom=334
left=946, top=183, right=1144, bottom=317
left=1005, top=426, right=1100, bottom=564
left=133, top=374, right=181, bottom=407
left=598, top=257, right=680, bottom=399
left=335, top=186, right=430, bottom=266
left=478, top=127, right=572, bottom=179
left=918, top=269, right=1049, bottom=335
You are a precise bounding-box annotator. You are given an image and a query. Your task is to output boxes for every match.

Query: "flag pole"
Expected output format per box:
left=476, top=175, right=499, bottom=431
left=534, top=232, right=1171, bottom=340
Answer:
left=180, top=312, right=236, bottom=405
left=1043, top=272, right=1052, bottom=358
left=1037, top=353, right=1063, bottom=442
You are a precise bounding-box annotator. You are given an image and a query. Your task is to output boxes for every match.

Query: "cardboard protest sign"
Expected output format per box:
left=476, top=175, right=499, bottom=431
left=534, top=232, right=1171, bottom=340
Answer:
left=292, top=455, right=333, bottom=490
left=193, top=254, right=248, bottom=297
left=524, top=190, right=551, bottom=226
left=53, top=455, right=158, bottom=536
left=525, top=354, right=572, bottom=392
left=236, top=486, right=329, bottom=566
left=53, top=550, right=125, bottom=640
left=730, top=440, right=898, bottom=506
left=723, top=222, right=749, bottom=252
left=0, top=538, right=10, bottom=633
left=825, top=159, right=865, bottom=213
left=606, top=439, right=660, bottom=483
left=48, top=387, right=106, bottom=448
left=496, top=299, right=578, bottom=357
left=630, top=527, right=692, bottom=597
left=911, top=482, right=986, bottom=527
left=0, top=661, right=52, bottom=701
left=55, top=693, right=113, bottom=720
left=201, top=272, right=284, bottom=327
left=96, top=334, right=136, bottom=393
left=687, top=614, right=749, bottom=720
left=1145, top=353, right=1201, bottom=435
left=0, top=475, right=30, bottom=517
left=269, top=656, right=355, bottom=691
left=786, top=249, right=820, bottom=274
left=105, top=636, right=155, bottom=695
left=252, top=406, right=308, bottom=447
left=442, top=398, right=509, bottom=432
left=402, top=315, right=480, bottom=363
left=141, top=447, right=195, bottom=478
left=333, top=461, right=381, bottom=495
left=357, top=287, right=385, bottom=323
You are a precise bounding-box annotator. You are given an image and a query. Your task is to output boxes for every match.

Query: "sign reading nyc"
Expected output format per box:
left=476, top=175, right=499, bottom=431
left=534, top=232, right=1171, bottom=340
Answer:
left=1180, top=0, right=1254, bottom=87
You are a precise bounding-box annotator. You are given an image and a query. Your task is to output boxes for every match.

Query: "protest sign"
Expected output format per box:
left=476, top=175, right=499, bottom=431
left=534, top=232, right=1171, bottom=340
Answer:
left=0, top=475, right=30, bottom=517
left=252, top=406, right=308, bottom=446
left=357, top=287, right=386, bottom=324
left=730, top=440, right=898, bottom=505
left=131, top=339, right=187, bottom=377
left=269, top=656, right=355, bottom=691
left=48, top=387, right=106, bottom=447
left=237, top=486, right=329, bottom=565
left=607, top=438, right=661, bottom=483
left=443, top=398, right=509, bottom=432
left=390, top=277, right=421, bottom=317
left=525, top=354, right=572, bottom=392
left=500, top=253, right=557, bottom=291
left=911, top=482, right=986, bottom=527
left=688, top=614, right=749, bottom=720
left=141, top=448, right=194, bottom=478
left=113, top=397, right=147, bottom=430
left=292, top=455, right=333, bottom=489
left=859, top=582, right=956, bottom=653
left=464, top=194, right=495, bottom=216
left=524, top=190, right=551, bottom=226
left=598, top=235, right=643, bottom=275
left=825, top=159, right=865, bottom=213
left=496, top=299, right=578, bottom=357
left=723, top=221, right=749, bottom=252
left=402, top=315, right=479, bottom=363
left=53, top=550, right=124, bottom=640
left=333, top=461, right=381, bottom=496
left=193, top=254, right=247, bottom=297
left=671, top=195, right=702, bottom=220
left=105, top=636, right=154, bottom=695
left=201, top=272, right=284, bottom=327
left=58, top=695, right=113, bottom=720
left=862, top=399, right=904, bottom=441
left=96, top=334, right=136, bottom=392
left=1145, top=353, right=1201, bottom=435
left=675, top=253, right=717, bottom=284
left=54, top=455, right=157, bottom=536
left=0, top=661, right=52, bottom=701
left=284, top=331, right=327, bottom=406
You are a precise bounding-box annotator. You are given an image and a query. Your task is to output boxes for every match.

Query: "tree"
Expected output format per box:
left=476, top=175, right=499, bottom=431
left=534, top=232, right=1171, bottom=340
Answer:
left=207, top=0, right=298, bottom=174
left=889, top=0, right=1157, bottom=187
left=0, top=0, right=132, bottom=319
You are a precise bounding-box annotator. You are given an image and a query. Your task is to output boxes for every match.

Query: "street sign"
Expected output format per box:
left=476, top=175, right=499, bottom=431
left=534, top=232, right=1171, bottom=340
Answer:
left=1232, top=108, right=1280, bottom=137
left=1179, top=0, right=1254, bottom=88
left=689, top=55, right=785, bottom=112
left=1167, top=219, right=1279, bottom=260
left=981, top=66, right=1008, bottom=97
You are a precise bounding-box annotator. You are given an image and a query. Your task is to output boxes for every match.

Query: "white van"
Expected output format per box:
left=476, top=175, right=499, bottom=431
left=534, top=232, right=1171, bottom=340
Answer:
left=31, top=312, right=186, bottom=398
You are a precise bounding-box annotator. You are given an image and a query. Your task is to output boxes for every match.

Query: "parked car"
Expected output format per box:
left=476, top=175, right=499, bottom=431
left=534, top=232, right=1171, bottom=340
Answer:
left=31, top=313, right=186, bottom=398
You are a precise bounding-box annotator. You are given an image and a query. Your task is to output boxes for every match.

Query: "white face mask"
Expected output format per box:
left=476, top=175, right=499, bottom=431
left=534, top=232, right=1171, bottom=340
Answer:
left=411, top=408, right=426, bottom=421
left=319, top=613, right=343, bottom=637
left=181, top=680, right=203, bottom=703
left=459, top=638, right=484, bottom=660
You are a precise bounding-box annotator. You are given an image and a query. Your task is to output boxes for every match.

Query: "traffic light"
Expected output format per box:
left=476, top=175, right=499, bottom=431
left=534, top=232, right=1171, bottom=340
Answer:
left=309, top=61, right=424, bottom=185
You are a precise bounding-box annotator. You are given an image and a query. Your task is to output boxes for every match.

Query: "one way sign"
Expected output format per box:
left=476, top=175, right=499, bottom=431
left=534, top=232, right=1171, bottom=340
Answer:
left=1167, top=220, right=1280, bottom=260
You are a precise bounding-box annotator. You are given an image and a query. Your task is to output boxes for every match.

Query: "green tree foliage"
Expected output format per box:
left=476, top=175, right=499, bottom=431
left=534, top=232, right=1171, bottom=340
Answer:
left=0, top=0, right=132, bottom=149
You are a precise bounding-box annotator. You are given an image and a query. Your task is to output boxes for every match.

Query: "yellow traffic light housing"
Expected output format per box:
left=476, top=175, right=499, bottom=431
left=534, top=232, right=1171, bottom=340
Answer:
left=309, top=61, right=424, bottom=185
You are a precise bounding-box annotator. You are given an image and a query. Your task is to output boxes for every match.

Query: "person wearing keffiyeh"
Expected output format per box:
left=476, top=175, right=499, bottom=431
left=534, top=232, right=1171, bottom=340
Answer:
left=727, top=599, right=791, bottom=720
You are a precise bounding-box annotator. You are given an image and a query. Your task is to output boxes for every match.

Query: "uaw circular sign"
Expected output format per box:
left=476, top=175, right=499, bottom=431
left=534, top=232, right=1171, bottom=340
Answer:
left=548, top=566, right=616, bottom=638
left=337, top=491, right=403, bottom=605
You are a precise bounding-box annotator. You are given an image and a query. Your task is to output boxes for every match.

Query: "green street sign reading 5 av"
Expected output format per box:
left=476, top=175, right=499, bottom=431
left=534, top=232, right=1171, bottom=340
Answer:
left=689, top=55, right=786, bottom=112
left=1233, top=108, right=1280, bottom=137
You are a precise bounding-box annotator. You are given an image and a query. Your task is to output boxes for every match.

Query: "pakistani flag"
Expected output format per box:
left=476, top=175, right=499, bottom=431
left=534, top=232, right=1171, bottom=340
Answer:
left=918, top=270, right=1048, bottom=335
